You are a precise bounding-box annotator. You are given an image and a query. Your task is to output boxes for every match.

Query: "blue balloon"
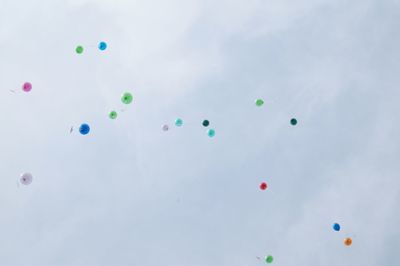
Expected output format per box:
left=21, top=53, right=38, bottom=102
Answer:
left=333, top=223, right=341, bottom=231
left=98, top=41, right=107, bottom=51
left=79, top=123, right=90, bottom=135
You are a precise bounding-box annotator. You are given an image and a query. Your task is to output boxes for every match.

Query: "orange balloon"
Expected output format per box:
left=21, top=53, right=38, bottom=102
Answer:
left=344, top=237, right=352, bottom=246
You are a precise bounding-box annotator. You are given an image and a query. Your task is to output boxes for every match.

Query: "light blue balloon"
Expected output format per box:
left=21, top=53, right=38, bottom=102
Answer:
left=98, top=41, right=107, bottom=51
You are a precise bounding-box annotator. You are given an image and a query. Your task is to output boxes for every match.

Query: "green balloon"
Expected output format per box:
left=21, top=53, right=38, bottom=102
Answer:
left=109, top=111, right=118, bottom=119
left=76, top=45, right=84, bottom=54
left=255, top=98, right=264, bottom=106
left=265, top=255, right=273, bottom=263
left=121, top=92, right=133, bottom=104
left=290, top=118, right=297, bottom=126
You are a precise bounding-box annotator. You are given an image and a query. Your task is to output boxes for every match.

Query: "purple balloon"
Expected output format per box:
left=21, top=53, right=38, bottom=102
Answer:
left=20, top=172, right=33, bottom=185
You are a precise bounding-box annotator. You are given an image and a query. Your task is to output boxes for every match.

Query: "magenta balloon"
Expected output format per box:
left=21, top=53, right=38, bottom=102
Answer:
left=22, top=82, right=32, bottom=92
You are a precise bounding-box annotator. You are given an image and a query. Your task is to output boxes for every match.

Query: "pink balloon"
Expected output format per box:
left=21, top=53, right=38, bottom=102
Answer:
left=22, top=82, right=32, bottom=92
left=20, top=172, right=33, bottom=185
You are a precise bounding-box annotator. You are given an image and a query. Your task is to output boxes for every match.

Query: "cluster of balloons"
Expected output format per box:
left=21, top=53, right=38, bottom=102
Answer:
left=162, top=118, right=216, bottom=138
left=332, top=223, right=353, bottom=246
left=255, top=98, right=298, bottom=126
left=75, top=41, right=108, bottom=54
left=108, top=92, right=133, bottom=120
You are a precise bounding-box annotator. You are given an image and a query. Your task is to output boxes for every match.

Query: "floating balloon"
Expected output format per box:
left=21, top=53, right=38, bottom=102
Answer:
left=202, top=120, right=210, bottom=127
left=76, top=45, right=84, bottom=54
left=255, top=98, right=264, bottom=106
left=162, top=124, right=169, bottom=131
left=20, top=172, right=33, bottom=185
left=109, top=111, right=118, bottom=119
left=344, top=237, right=352, bottom=246
left=260, top=182, right=268, bottom=190
left=98, top=41, right=107, bottom=51
left=121, top=92, right=133, bottom=104
left=265, top=255, right=273, bottom=264
left=22, top=82, right=32, bottom=92
left=333, top=223, right=341, bottom=231
left=290, top=118, right=297, bottom=126
left=207, top=129, right=215, bottom=137
left=79, top=123, right=90, bottom=135
left=175, top=118, right=183, bottom=127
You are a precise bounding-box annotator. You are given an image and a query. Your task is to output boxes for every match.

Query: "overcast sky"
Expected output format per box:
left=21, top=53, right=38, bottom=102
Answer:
left=1, top=0, right=399, bottom=265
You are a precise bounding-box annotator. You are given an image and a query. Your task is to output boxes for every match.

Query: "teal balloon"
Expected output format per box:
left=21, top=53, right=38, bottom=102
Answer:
left=175, top=118, right=183, bottom=127
left=207, top=129, right=215, bottom=137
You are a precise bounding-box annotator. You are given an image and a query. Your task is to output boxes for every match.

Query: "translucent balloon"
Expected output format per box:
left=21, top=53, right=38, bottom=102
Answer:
left=175, top=118, right=183, bottom=127
left=265, top=255, right=274, bottom=263
left=255, top=98, right=264, bottom=106
left=207, top=129, right=215, bottom=137
left=109, top=111, right=118, bottom=119
left=260, top=182, right=267, bottom=190
left=333, top=223, right=341, bottom=231
left=20, top=172, right=33, bottom=185
left=79, top=123, right=90, bottom=135
left=202, top=120, right=210, bottom=127
left=22, top=82, right=32, bottom=92
left=162, top=124, right=169, bottom=131
left=98, top=41, right=107, bottom=51
left=344, top=237, right=352, bottom=246
left=121, top=92, right=133, bottom=104
left=76, top=45, right=84, bottom=54
left=290, top=118, right=297, bottom=126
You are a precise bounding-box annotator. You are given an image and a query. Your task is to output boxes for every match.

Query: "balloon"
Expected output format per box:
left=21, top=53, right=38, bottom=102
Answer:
left=333, top=223, right=341, bottom=231
left=22, top=82, right=32, bottom=92
left=20, top=172, right=33, bottom=185
left=109, top=111, right=118, bottom=119
left=76, top=45, right=84, bottom=54
left=255, top=99, right=264, bottom=106
left=98, top=41, right=107, bottom=51
left=260, top=182, right=267, bottom=190
left=79, top=123, right=90, bottom=135
left=207, top=129, right=215, bottom=137
left=175, top=118, right=183, bottom=127
left=344, top=237, right=352, bottom=246
left=265, top=255, right=273, bottom=263
left=121, top=92, right=133, bottom=104
left=202, top=120, right=210, bottom=127
left=162, top=124, right=169, bottom=131
left=290, top=118, right=297, bottom=126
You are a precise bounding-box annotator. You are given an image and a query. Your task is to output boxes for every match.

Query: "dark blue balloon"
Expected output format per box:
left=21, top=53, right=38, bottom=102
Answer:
left=98, top=41, right=107, bottom=51
left=333, top=223, right=341, bottom=231
left=79, top=123, right=90, bottom=135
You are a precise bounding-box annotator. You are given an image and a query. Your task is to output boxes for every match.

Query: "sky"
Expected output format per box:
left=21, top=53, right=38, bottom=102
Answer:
left=0, top=0, right=399, bottom=265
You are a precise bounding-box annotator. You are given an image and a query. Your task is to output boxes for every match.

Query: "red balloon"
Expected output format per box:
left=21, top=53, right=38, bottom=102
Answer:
left=260, top=182, right=267, bottom=190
